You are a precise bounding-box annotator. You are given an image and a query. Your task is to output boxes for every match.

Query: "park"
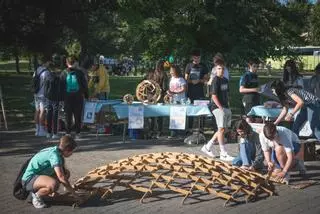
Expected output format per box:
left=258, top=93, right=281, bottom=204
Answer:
left=0, top=1, right=320, bottom=214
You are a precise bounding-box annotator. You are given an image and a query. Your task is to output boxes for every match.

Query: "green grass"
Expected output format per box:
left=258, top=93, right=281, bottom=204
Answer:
left=0, top=72, right=279, bottom=129
left=267, top=55, right=320, bottom=71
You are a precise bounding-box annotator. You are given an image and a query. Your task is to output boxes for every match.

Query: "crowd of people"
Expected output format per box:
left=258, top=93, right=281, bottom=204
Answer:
left=22, top=50, right=320, bottom=209
left=33, top=54, right=110, bottom=140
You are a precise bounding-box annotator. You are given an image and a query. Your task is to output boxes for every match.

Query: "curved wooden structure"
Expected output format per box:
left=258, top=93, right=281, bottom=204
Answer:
left=136, top=80, right=162, bottom=104
left=163, top=94, right=171, bottom=104
left=74, top=152, right=281, bottom=206
left=123, top=94, right=134, bottom=104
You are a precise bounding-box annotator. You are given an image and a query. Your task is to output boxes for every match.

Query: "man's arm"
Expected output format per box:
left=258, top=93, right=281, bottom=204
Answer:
left=277, top=151, right=294, bottom=179
left=54, top=166, right=79, bottom=198
left=263, top=150, right=274, bottom=171
left=212, top=94, right=223, bottom=110
left=239, top=86, right=259, bottom=93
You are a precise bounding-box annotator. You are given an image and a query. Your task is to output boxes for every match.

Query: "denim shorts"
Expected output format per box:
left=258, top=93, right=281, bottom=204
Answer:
left=22, top=175, right=39, bottom=192
left=271, top=142, right=301, bottom=169
left=34, top=96, right=47, bottom=111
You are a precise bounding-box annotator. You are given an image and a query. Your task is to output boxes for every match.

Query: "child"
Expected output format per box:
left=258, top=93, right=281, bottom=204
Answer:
left=271, top=80, right=320, bottom=141
left=201, top=59, right=234, bottom=161
left=239, top=59, right=260, bottom=119
left=232, top=119, right=264, bottom=171
left=21, top=136, right=80, bottom=208
left=167, top=65, right=187, bottom=138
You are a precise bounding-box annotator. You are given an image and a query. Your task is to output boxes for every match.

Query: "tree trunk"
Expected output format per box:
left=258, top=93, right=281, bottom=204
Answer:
left=14, top=48, right=20, bottom=73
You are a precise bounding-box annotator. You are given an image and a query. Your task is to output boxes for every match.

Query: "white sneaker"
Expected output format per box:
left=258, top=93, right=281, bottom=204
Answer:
left=201, top=145, right=216, bottom=158
left=38, top=128, right=47, bottom=137
left=31, top=193, right=47, bottom=209
left=220, top=153, right=235, bottom=162
left=46, top=133, right=52, bottom=139
left=75, top=133, right=81, bottom=139
left=51, top=134, right=60, bottom=139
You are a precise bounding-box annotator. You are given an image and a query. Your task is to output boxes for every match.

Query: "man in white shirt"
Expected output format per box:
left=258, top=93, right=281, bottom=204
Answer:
left=259, top=123, right=306, bottom=183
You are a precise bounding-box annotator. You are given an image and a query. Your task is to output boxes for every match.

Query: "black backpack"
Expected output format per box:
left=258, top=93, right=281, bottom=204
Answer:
left=44, top=72, right=63, bottom=101
left=32, top=68, right=47, bottom=93
left=13, top=157, right=33, bottom=200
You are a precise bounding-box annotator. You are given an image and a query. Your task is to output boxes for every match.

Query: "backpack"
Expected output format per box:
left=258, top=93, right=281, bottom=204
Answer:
left=66, top=71, right=80, bottom=93
left=13, top=157, right=32, bottom=200
left=44, top=72, right=63, bottom=101
left=32, top=68, right=47, bottom=94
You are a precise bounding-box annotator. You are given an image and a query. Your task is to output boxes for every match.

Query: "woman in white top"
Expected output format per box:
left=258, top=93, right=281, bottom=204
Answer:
left=167, top=65, right=187, bottom=104
left=167, top=65, right=187, bottom=138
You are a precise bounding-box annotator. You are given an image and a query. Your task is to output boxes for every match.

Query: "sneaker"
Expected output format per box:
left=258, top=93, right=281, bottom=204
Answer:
left=75, top=133, right=81, bottom=139
left=51, top=134, right=60, bottom=139
left=281, top=173, right=290, bottom=185
left=220, top=153, right=235, bottom=162
left=38, top=127, right=47, bottom=137
left=46, top=133, right=52, bottom=139
left=31, top=193, right=47, bottom=209
left=201, top=145, right=216, bottom=158
left=156, top=132, right=162, bottom=139
left=295, top=159, right=307, bottom=176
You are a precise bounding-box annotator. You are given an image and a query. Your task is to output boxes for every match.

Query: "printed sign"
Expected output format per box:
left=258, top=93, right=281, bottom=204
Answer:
left=193, top=100, right=210, bottom=106
left=128, top=106, right=144, bottom=129
left=169, top=106, right=187, bottom=130
left=83, top=102, right=97, bottom=123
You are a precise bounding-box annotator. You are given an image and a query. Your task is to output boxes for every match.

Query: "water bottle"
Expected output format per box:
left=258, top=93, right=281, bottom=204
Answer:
left=186, top=98, right=191, bottom=105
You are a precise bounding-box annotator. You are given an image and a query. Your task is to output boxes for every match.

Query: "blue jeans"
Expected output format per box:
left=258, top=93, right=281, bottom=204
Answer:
left=292, top=102, right=320, bottom=140
left=271, top=141, right=301, bottom=169
left=232, top=142, right=254, bottom=166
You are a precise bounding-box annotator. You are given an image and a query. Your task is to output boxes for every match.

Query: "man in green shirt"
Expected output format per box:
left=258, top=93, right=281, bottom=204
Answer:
left=22, top=136, right=79, bottom=208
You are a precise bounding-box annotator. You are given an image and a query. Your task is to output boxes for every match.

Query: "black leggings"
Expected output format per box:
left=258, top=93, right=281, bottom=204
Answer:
left=65, top=93, right=84, bottom=134
left=46, top=100, right=59, bottom=134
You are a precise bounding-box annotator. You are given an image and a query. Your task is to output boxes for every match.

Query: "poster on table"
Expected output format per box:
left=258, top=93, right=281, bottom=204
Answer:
left=169, top=106, right=187, bottom=130
left=193, top=100, right=210, bottom=106
left=83, top=102, right=97, bottom=123
left=128, top=106, right=144, bottom=129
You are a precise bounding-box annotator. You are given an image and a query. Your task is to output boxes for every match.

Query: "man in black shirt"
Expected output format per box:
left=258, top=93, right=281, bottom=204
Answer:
left=184, top=49, right=209, bottom=131
left=201, top=59, right=234, bottom=162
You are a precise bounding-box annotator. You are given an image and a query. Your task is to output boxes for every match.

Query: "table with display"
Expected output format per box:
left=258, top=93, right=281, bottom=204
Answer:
left=82, top=100, right=122, bottom=136
left=247, top=105, right=313, bottom=137
left=112, top=102, right=212, bottom=142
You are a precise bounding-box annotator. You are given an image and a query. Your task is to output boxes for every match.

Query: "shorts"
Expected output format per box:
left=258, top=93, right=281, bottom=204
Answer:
left=34, top=96, right=47, bottom=111
left=212, top=108, right=232, bottom=128
left=271, top=141, right=301, bottom=169
left=22, top=175, right=39, bottom=192
left=242, top=94, right=260, bottom=115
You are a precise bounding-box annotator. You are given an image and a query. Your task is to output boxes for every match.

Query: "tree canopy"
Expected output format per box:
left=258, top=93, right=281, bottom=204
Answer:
left=0, top=0, right=319, bottom=68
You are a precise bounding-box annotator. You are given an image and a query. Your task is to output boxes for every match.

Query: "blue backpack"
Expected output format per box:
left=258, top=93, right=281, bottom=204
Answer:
left=66, top=71, right=80, bottom=93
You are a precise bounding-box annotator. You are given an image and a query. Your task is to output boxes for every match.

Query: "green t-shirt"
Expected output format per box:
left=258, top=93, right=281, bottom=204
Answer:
left=22, top=146, right=63, bottom=181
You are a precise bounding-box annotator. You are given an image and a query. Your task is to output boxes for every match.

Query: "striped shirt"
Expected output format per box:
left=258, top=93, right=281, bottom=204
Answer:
left=287, top=88, right=320, bottom=105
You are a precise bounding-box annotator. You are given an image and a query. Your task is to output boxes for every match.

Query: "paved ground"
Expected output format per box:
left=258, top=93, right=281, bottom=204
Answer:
left=1, top=129, right=320, bottom=214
